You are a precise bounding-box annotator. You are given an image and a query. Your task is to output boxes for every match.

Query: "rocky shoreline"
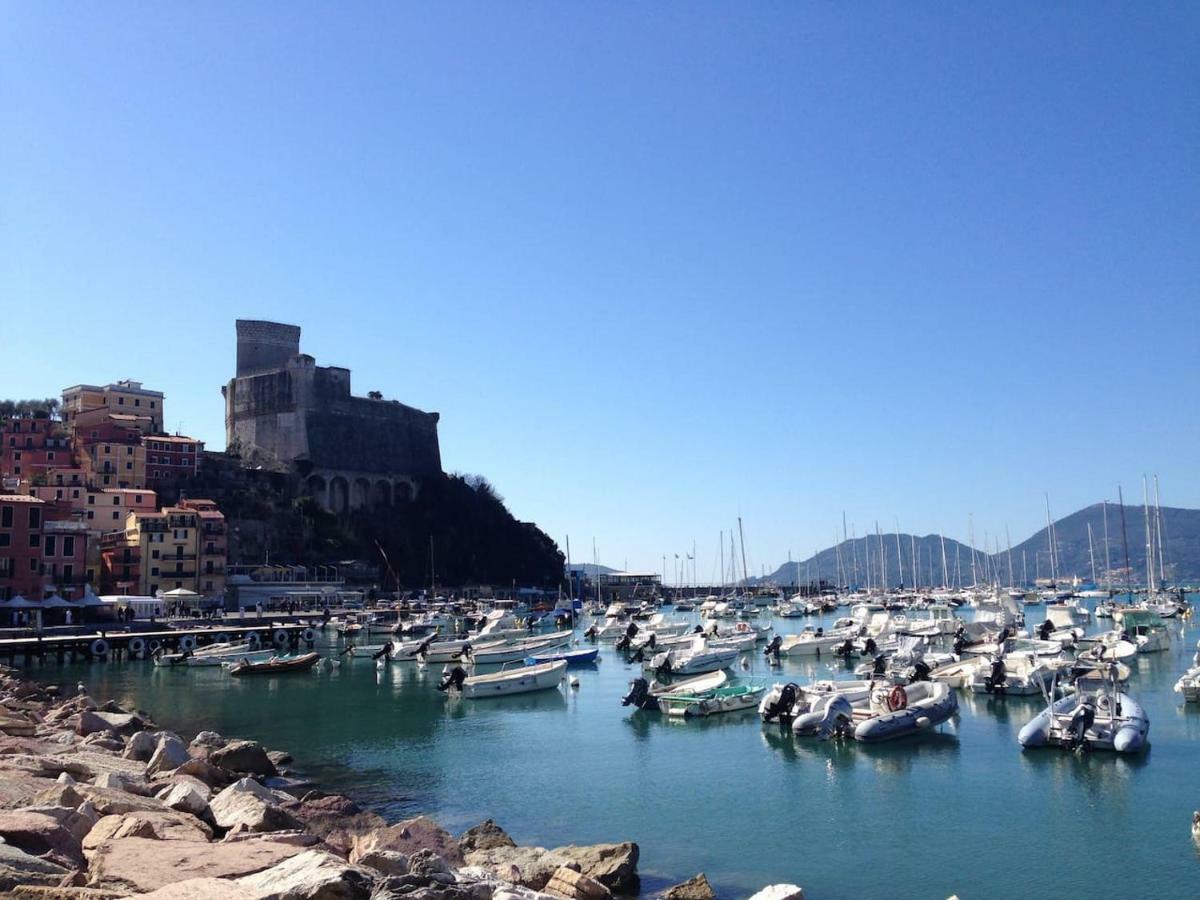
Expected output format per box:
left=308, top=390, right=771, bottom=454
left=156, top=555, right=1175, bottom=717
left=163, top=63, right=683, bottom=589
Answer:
left=0, top=668, right=804, bottom=900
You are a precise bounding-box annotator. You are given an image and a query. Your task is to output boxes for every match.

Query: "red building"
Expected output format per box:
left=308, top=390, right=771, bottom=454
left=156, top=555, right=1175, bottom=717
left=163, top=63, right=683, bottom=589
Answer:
left=146, top=435, right=203, bottom=486
left=0, top=495, right=88, bottom=601
left=0, top=416, right=72, bottom=488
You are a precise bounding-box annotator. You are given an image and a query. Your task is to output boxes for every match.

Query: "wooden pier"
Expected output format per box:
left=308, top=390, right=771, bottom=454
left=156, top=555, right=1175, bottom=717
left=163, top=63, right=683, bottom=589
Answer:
left=0, top=622, right=319, bottom=666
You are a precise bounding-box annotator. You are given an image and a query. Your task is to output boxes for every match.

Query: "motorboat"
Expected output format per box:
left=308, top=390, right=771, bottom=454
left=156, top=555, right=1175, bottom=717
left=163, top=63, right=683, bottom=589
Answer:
left=1173, top=642, right=1200, bottom=702
left=645, top=637, right=740, bottom=676
left=967, top=651, right=1055, bottom=696
left=851, top=681, right=958, bottom=742
left=463, top=633, right=573, bottom=665
left=658, top=679, right=767, bottom=718
left=759, top=679, right=874, bottom=729
left=1111, top=609, right=1171, bottom=653
left=228, top=652, right=321, bottom=676
left=526, top=646, right=599, bottom=666
left=1018, top=667, right=1149, bottom=753
left=766, top=626, right=855, bottom=659
left=438, top=659, right=567, bottom=699
left=189, top=647, right=277, bottom=667
left=388, top=636, right=494, bottom=662
left=927, top=657, right=983, bottom=689
left=621, top=670, right=729, bottom=711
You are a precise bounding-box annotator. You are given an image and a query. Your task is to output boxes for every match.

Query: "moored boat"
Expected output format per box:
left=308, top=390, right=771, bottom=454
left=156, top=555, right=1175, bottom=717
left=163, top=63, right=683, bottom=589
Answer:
left=438, top=659, right=567, bottom=699
left=229, top=652, right=321, bottom=676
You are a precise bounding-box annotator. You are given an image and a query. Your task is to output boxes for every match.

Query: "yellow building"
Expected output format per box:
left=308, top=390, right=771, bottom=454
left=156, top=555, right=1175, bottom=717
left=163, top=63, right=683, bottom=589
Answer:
left=61, top=381, right=164, bottom=434
left=100, top=501, right=227, bottom=598
left=81, top=438, right=147, bottom=490
left=31, top=486, right=157, bottom=585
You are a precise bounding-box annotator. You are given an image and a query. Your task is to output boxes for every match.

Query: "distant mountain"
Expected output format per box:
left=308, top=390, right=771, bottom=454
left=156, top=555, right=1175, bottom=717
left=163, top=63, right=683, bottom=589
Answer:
left=757, top=504, right=1200, bottom=588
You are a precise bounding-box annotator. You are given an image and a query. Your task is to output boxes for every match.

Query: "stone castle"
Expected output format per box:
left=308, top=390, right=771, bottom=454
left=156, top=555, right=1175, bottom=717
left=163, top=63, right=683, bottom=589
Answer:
left=222, top=320, right=442, bottom=512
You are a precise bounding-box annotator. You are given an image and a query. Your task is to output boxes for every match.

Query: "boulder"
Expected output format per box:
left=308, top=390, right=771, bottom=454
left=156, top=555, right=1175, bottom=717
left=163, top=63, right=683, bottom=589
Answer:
left=0, top=840, right=71, bottom=891
left=10, top=887, right=128, bottom=898
left=746, top=887, right=804, bottom=900
left=351, top=816, right=463, bottom=867
left=354, top=850, right=410, bottom=877
left=147, top=736, right=191, bottom=776
left=172, top=757, right=229, bottom=788
left=222, top=829, right=322, bottom=848
left=83, top=810, right=213, bottom=849
left=21, top=801, right=98, bottom=842
left=190, top=731, right=226, bottom=753
left=86, top=836, right=301, bottom=892
left=153, top=773, right=213, bottom=801
left=76, top=711, right=117, bottom=738
left=159, top=781, right=209, bottom=816
left=0, top=808, right=85, bottom=868
left=0, top=772, right=55, bottom=809
left=660, top=874, right=714, bottom=900
left=44, top=750, right=147, bottom=783
left=461, top=846, right=577, bottom=891
left=93, top=772, right=151, bottom=796
left=266, top=750, right=293, bottom=767
left=545, top=866, right=611, bottom=900
left=33, top=780, right=85, bottom=809
left=236, top=848, right=377, bottom=899
left=373, top=879, right=498, bottom=900
left=79, top=734, right=125, bottom=752
left=210, top=778, right=304, bottom=833
left=286, top=794, right=384, bottom=855
left=123, top=731, right=157, bottom=762
left=459, top=820, right=516, bottom=854
left=211, top=740, right=278, bottom=777
left=91, top=711, right=144, bottom=736
left=76, top=785, right=166, bottom=817
left=550, top=845, right=638, bottom=896
left=131, top=877, right=256, bottom=898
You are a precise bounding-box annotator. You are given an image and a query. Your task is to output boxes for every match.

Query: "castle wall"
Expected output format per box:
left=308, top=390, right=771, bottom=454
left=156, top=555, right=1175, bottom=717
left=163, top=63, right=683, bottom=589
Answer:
left=236, top=320, right=301, bottom=376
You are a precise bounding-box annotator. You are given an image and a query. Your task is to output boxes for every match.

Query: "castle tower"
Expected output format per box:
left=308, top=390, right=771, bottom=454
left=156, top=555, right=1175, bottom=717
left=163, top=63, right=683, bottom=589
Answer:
left=235, top=320, right=301, bottom=376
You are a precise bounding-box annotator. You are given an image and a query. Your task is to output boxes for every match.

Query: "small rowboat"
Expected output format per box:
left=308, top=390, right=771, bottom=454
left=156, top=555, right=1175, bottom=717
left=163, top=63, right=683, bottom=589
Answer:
left=526, top=646, right=599, bottom=666
left=438, top=659, right=567, bottom=698
left=229, top=652, right=321, bottom=677
left=658, top=680, right=767, bottom=718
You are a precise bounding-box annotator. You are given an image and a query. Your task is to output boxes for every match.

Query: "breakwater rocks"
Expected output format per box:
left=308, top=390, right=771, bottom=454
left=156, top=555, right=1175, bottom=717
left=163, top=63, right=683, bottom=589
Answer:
left=0, top=669, right=802, bottom=899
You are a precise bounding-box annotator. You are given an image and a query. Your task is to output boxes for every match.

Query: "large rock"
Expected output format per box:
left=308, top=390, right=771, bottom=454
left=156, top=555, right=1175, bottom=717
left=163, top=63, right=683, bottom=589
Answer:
left=210, top=778, right=303, bottom=833
left=545, top=866, right=610, bottom=900
left=87, top=836, right=301, bottom=893
left=351, top=816, right=463, bottom=867
left=43, top=750, right=147, bottom=783
left=373, top=880, right=497, bottom=900
left=77, top=711, right=118, bottom=737
left=550, top=845, right=638, bottom=895
left=236, top=848, right=377, bottom=899
left=76, top=785, right=167, bottom=817
left=0, top=840, right=71, bottom=890
left=123, top=731, right=157, bottom=762
left=286, top=794, right=384, bottom=855
left=10, top=887, right=128, bottom=898
left=462, top=846, right=577, bottom=891
left=93, top=772, right=151, bottom=796
left=172, top=757, right=229, bottom=788
left=131, top=877, right=255, bottom=899
left=460, top=820, right=516, bottom=854
left=159, top=781, right=209, bottom=817
left=211, top=740, right=278, bottom=777
left=147, top=736, right=191, bottom=776
left=660, top=874, right=714, bottom=900
left=746, top=887, right=804, bottom=900
left=354, top=850, right=410, bottom=877
left=83, top=810, right=213, bottom=849
left=0, top=808, right=85, bottom=868
left=91, top=711, right=144, bottom=736
left=190, top=731, right=226, bottom=754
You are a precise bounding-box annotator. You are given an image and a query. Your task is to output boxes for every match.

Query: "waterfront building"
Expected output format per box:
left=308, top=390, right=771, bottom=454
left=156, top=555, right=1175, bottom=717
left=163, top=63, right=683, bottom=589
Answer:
left=99, top=500, right=227, bottom=597
left=597, top=571, right=663, bottom=601
left=0, top=416, right=73, bottom=488
left=0, top=494, right=88, bottom=601
left=61, top=380, right=164, bottom=434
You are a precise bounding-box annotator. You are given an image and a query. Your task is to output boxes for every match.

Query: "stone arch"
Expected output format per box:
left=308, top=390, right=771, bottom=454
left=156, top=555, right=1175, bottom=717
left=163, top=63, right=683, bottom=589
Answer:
left=305, top=475, right=327, bottom=508
left=395, top=480, right=414, bottom=503
left=353, top=477, right=371, bottom=510
left=329, top=476, right=350, bottom=514
left=372, top=480, right=393, bottom=509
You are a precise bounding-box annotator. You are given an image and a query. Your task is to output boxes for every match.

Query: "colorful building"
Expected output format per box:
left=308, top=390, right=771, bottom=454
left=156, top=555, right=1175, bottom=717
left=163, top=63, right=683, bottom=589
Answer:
left=62, top=381, right=164, bottom=434
left=100, top=500, right=227, bottom=598
left=146, top=435, right=204, bottom=486
left=0, top=495, right=88, bottom=601
left=0, top=416, right=73, bottom=488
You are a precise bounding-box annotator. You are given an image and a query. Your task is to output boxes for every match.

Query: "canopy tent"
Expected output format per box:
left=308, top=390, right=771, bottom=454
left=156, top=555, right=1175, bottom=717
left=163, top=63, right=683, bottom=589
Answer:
left=162, top=588, right=202, bottom=599
left=41, top=594, right=81, bottom=608
left=78, top=590, right=106, bottom=607
left=3, top=595, right=40, bottom=609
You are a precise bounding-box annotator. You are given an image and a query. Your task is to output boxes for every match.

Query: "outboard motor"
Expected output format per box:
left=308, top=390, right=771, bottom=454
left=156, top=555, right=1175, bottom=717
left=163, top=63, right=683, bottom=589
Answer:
left=615, top=633, right=632, bottom=653
left=693, top=625, right=704, bottom=634
left=631, top=645, right=646, bottom=663
left=647, top=633, right=657, bottom=650
left=621, top=677, right=652, bottom=709
left=437, top=666, right=468, bottom=692
left=815, top=696, right=855, bottom=741
left=863, top=637, right=877, bottom=656
left=584, top=625, right=598, bottom=641
left=709, top=622, right=720, bottom=636
left=872, top=654, right=887, bottom=676
left=985, top=657, right=1007, bottom=694
left=762, top=682, right=800, bottom=723
left=625, top=622, right=640, bottom=640
left=372, top=641, right=393, bottom=661
left=764, top=635, right=783, bottom=662
left=997, top=625, right=1012, bottom=645
left=835, top=638, right=855, bottom=658
left=1066, top=700, right=1097, bottom=750
left=1038, top=619, right=1054, bottom=641
left=909, top=660, right=932, bottom=683
left=952, top=634, right=968, bottom=656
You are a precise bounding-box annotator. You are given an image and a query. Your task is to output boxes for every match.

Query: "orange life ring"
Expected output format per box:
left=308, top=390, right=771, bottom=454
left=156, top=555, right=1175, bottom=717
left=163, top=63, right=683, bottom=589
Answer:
left=887, top=685, right=908, bottom=712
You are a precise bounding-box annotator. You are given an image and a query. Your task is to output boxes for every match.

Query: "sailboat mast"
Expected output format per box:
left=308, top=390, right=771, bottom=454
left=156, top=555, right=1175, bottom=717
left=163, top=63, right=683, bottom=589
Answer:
left=1087, top=523, right=1096, bottom=585
left=894, top=524, right=904, bottom=590
left=1102, top=500, right=1111, bottom=593
left=737, top=517, right=749, bottom=590
left=1118, top=486, right=1132, bottom=593
left=1006, top=526, right=1014, bottom=588
left=940, top=533, right=949, bottom=589
left=1142, top=476, right=1155, bottom=593
left=1153, top=475, right=1166, bottom=585
left=719, top=530, right=725, bottom=597
left=851, top=524, right=859, bottom=589
left=1044, top=495, right=1057, bottom=584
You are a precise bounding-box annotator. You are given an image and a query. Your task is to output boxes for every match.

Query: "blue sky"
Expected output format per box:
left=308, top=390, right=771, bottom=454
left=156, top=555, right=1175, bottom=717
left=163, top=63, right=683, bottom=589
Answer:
left=3, top=4, right=1198, bottom=580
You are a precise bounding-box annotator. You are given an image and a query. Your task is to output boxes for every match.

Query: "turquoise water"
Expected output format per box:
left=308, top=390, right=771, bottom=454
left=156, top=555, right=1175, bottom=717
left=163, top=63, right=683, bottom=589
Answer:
left=50, top=606, right=1200, bottom=899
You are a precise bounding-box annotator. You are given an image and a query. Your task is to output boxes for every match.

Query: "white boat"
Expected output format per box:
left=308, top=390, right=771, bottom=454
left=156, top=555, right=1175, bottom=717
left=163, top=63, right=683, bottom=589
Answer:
left=621, top=670, right=730, bottom=711
left=928, top=657, right=984, bottom=689
left=767, top=626, right=854, bottom=658
left=462, top=633, right=572, bottom=665
left=968, top=651, right=1055, bottom=696
left=1018, top=668, right=1149, bottom=753
left=658, top=680, right=767, bottom=718
left=438, top=659, right=567, bottom=699
left=645, top=637, right=740, bottom=676
left=1111, top=609, right=1171, bottom=653
left=1173, top=667, right=1200, bottom=703
left=189, top=648, right=277, bottom=667
left=707, top=632, right=757, bottom=652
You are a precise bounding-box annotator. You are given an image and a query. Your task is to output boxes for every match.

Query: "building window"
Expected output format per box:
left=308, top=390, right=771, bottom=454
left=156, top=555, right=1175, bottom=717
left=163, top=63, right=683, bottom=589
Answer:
left=86, top=511, right=94, bottom=520
left=13, top=451, right=21, bottom=461
left=150, top=401, right=155, bottom=409
left=13, top=465, right=20, bottom=475
left=118, top=397, right=124, bottom=405
left=55, top=490, right=63, bottom=500
left=63, top=537, right=74, bottom=556
left=29, top=533, right=40, bottom=548
left=30, top=558, right=38, bottom=571
left=125, top=462, right=132, bottom=471
left=63, top=564, right=73, bottom=581
left=151, top=567, right=159, bottom=576
left=48, top=452, right=55, bottom=461
left=0, top=534, right=9, bottom=547
left=135, top=399, right=140, bottom=406
left=87, top=495, right=95, bottom=505
left=151, top=550, right=159, bottom=560
left=112, top=511, right=119, bottom=520
left=126, top=446, right=133, bottom=455
left=0, top=506, right=10, bottom=527
left=71, top=490, right=79, bottom=499
left=104, top=445, right=110, bottom=454
left=44, top=535, right=56, bottom=556
left=28, top=508, right=41, bottom=528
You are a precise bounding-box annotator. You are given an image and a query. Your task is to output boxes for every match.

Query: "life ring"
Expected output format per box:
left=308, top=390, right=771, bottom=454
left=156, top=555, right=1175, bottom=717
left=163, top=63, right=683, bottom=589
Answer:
left=178, top=635, right=197, bottom=652
left=128, top=637, right=146, bottom=656
left=89, top=639, right=109, bottom=657
left=301, top=627, right=316, bottom=643
left=735, top=623, right=750, bottom=633
left=245, top=631, right=261, bottom=647
left=887, top=685, right=908, bottom=712
left=272, top=629, right=289, bottom=647
left=148, top=639, right=162, bottom=653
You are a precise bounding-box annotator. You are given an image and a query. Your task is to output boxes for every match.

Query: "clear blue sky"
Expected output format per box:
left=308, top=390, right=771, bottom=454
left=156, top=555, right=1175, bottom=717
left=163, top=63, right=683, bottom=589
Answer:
left=3, top=4, right=1198, bottom=581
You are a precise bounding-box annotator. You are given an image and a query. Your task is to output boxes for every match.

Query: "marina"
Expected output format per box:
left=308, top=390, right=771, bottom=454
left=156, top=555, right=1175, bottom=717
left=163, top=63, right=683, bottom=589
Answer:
left=36, top=592, right=1200, bottom=898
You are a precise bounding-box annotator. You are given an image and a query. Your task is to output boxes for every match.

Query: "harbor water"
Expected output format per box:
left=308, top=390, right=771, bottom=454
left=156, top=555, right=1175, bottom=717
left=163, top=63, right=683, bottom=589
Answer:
left=50, top=606, right=1200, bottom=899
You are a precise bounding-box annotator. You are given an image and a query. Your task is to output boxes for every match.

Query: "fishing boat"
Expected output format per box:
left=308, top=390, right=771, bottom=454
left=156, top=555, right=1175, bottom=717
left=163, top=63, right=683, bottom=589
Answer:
left=658, top=679, right=767, bottom=718
left=228, top=652, right=321, bottom=677
left=437, top=659, right=567, bottom=699
left=1018, top=667, right=1149, bottom=753
left=526, top=645, right=599, bottom=666
left=759, top=679, right=874, bottom=728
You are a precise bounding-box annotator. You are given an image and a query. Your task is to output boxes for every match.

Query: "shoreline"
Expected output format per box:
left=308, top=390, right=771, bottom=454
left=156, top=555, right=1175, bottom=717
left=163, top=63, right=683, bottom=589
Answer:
left=0, top=665, right=802, bottom=900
